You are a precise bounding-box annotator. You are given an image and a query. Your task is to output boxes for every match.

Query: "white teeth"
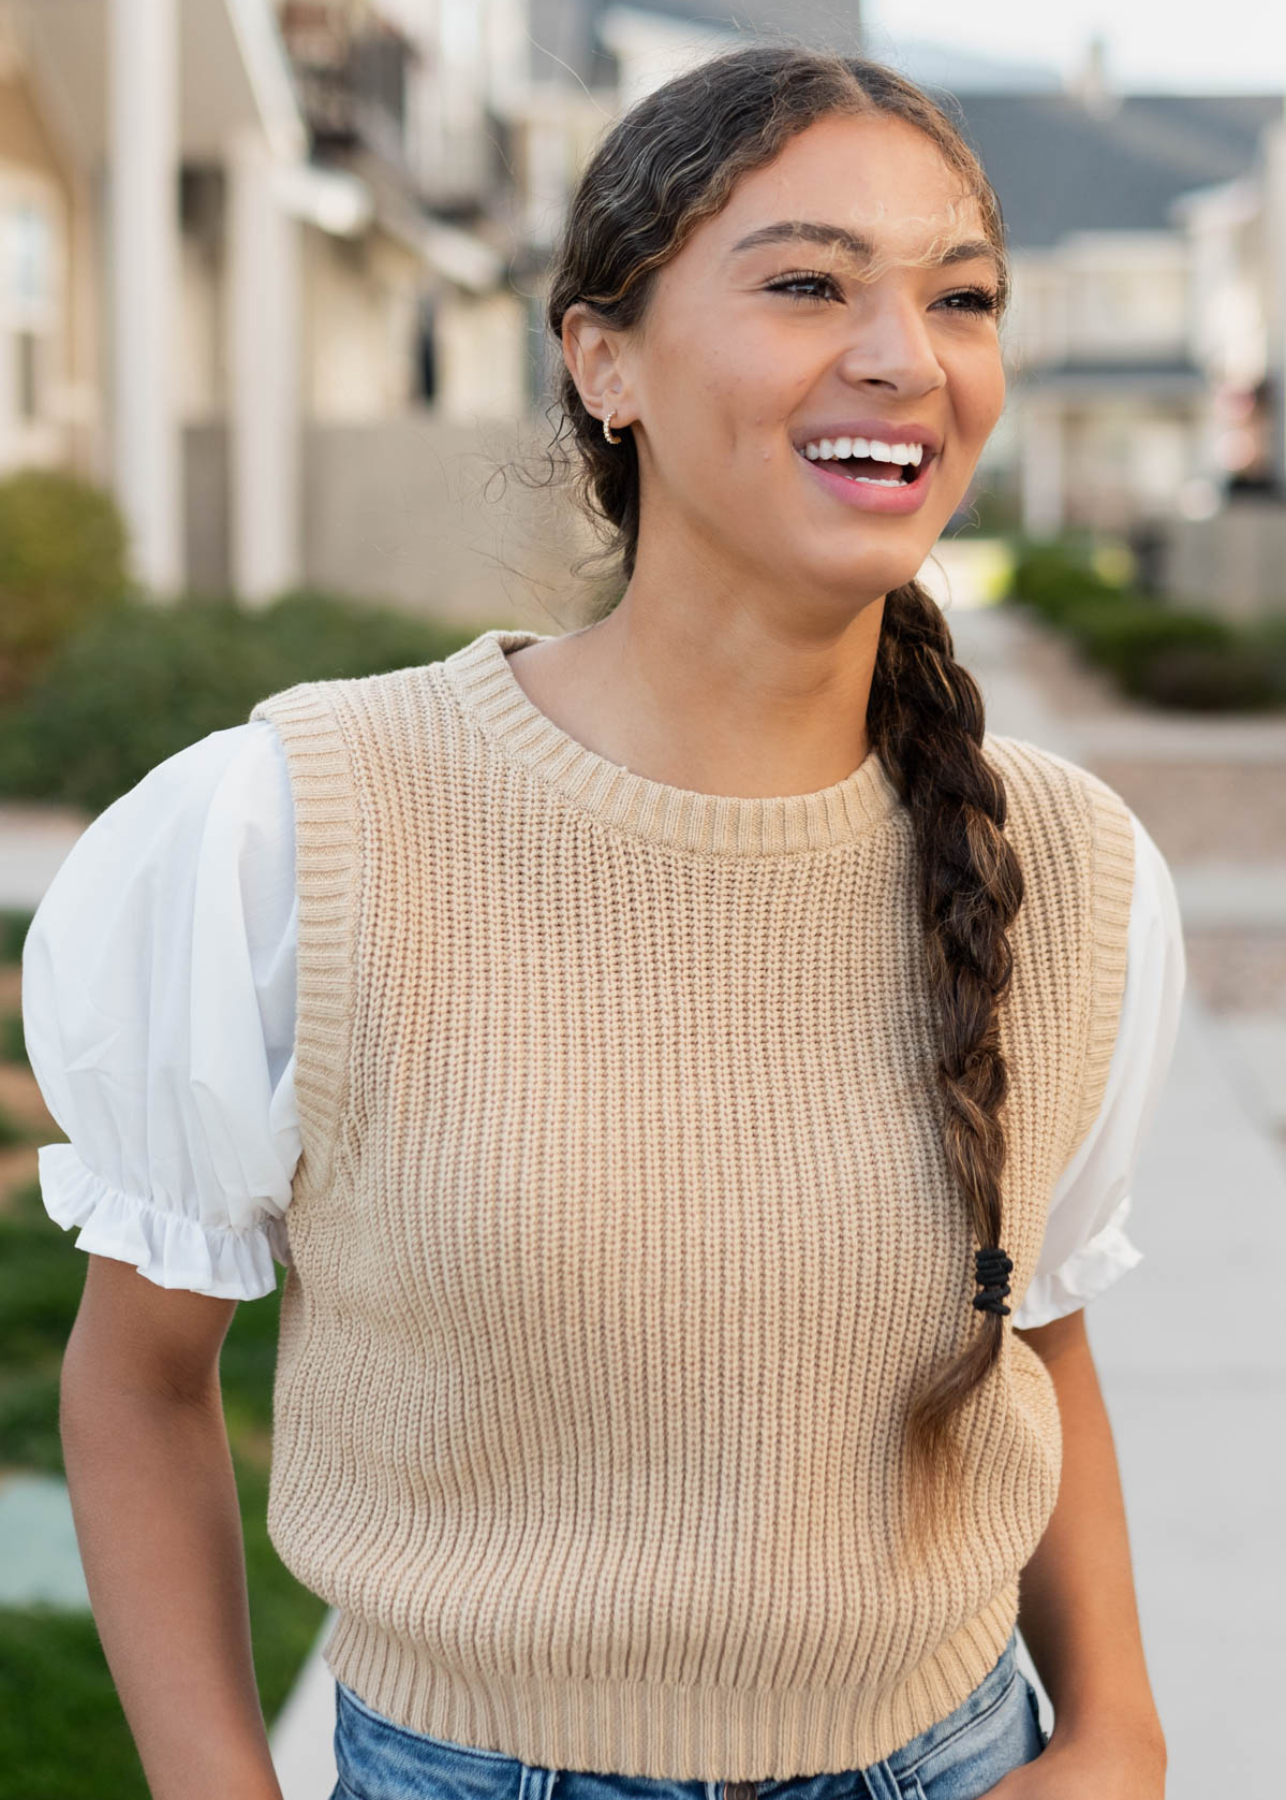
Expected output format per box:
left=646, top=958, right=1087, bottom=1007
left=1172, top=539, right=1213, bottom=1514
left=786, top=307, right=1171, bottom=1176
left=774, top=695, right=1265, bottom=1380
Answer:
left=800, top=435, right=927, bottom=466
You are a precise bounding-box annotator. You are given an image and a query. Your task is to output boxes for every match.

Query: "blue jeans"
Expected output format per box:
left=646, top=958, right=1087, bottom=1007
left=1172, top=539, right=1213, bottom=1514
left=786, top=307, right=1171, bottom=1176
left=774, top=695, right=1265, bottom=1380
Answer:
left=329, top=1629, right=1049, bottom=1800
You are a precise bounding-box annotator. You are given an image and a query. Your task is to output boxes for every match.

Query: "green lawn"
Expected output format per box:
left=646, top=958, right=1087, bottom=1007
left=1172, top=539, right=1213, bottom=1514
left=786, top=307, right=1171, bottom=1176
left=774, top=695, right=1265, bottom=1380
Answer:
left=0, top=906, right=328, bottom=1798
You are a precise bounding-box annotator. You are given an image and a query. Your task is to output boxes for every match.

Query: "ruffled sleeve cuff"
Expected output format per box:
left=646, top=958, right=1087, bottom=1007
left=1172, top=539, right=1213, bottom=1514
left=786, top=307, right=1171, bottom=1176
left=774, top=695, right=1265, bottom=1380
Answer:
left=38, top=1142, right=293, bottom=1302
left=1012, top=1192, right=1144, bottom=1329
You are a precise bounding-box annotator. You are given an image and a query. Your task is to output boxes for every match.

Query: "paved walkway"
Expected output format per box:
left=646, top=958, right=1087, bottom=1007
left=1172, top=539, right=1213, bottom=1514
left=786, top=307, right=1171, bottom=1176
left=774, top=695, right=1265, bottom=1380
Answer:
left=948, top=602, right=1284, bottom=1796
left=3, top=596, right=1281, bottom=1796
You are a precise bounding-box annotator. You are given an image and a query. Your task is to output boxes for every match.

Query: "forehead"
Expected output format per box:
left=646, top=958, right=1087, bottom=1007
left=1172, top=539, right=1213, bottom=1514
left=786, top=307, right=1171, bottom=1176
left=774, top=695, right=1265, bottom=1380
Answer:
left=707, top=112, right=988, bottom=264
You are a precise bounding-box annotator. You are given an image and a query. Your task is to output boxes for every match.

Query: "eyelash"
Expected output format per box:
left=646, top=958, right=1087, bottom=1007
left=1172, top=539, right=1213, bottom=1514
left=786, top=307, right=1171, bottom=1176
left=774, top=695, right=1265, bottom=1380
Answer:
left=763, top=269, right=1000, bottom=314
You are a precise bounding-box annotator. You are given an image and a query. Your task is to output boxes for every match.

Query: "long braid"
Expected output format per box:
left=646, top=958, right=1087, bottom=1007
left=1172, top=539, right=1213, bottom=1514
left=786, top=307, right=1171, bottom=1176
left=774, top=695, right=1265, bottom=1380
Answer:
left=867, top=580, right=1025, bottom=1557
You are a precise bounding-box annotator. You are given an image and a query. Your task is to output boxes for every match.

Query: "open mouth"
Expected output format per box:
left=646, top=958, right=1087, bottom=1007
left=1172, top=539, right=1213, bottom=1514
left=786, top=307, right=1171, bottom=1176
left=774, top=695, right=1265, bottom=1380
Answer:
left=796, top=448, right=930, bottom=486
left=792, top=439, right=940, bottom=513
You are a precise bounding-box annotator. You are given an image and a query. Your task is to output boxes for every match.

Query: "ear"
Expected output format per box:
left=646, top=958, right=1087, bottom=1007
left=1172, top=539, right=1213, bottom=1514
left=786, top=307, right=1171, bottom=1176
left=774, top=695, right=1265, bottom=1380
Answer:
left=562, top=301, right=634, bottom=430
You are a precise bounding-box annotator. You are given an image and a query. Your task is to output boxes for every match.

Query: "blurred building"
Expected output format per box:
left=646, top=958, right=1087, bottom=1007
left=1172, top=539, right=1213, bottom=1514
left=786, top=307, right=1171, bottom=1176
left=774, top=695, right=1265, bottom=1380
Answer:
left=952, top=61, right=1283, bottom=550
left=497, top=5, right=1286, bottom=595
left=1, top=0, right=1282, bottom=619
left=0, top=0, right=593, bottom=618
left=1157, top=117, right=1286, bottom=618
left=1, top=0, right=327, bottom=600
left=560, top=10, right=1285, bottom=554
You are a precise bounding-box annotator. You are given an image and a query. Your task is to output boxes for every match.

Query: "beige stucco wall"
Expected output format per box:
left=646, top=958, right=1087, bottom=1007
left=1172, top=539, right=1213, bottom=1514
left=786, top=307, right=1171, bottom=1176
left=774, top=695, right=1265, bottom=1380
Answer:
left=435, top=287, right=529, bottom=421
left=298, top=410, right=611, bottom=629
left=301, top=221, right=425, bottom=420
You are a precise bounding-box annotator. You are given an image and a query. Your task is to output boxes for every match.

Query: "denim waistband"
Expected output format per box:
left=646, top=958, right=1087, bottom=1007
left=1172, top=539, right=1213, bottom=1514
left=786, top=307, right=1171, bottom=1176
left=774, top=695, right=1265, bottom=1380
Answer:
left=333, top=1629, right=1030, bottom=1800
left=876, top=1627, right=1019, bottom=1784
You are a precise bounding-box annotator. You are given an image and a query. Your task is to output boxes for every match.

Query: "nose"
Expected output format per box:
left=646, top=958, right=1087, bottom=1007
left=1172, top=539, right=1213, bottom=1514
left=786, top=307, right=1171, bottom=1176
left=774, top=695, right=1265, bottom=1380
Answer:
left=836, top=290, right=947, bottom=399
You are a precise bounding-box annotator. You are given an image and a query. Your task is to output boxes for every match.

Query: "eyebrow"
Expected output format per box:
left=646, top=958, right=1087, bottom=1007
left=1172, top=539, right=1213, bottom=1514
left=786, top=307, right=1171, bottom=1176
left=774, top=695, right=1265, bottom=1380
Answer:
left=727, top=220, right=999, bottom=270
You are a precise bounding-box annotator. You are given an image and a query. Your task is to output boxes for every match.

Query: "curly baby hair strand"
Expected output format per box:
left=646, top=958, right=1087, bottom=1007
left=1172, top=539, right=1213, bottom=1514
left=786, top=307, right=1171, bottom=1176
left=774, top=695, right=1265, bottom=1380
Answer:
left=534, top=41, right=1025, bottom=1560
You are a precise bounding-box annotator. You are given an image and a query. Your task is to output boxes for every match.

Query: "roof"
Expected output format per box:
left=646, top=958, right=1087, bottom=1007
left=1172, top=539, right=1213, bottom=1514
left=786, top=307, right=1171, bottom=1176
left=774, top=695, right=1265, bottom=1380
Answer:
left=1010, top=357, right=1207, bottom=396
left=529, top=2, right=1282, bottom=251
left=939, top=92, right=1283, bottom=248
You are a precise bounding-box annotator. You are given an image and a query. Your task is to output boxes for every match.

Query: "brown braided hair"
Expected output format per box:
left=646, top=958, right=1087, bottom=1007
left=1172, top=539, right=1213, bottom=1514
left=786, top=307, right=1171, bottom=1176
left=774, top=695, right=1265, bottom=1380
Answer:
left=518, top=42, right=1025, bottom=1559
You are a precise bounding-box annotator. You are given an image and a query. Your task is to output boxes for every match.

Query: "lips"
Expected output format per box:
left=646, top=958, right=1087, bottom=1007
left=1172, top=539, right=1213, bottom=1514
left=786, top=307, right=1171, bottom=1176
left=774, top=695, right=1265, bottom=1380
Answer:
left=794, top=443, right=938, bottom=516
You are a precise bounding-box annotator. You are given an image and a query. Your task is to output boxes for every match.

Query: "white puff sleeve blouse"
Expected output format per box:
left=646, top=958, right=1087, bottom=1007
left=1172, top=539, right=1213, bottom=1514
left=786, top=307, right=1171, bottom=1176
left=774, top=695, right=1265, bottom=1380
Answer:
left=20, top=719, right=1187, bottom=1326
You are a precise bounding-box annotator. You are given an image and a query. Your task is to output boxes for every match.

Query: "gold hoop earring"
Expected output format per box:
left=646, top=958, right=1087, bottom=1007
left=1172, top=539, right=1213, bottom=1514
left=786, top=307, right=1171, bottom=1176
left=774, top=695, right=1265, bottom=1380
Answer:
left=603, top=409, right=623, bottom=445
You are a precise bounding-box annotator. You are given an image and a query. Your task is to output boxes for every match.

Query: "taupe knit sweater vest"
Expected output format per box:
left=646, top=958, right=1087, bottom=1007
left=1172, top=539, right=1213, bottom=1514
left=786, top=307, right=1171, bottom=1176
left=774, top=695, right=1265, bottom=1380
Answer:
left=248, top=626, right=1134, bottom=1779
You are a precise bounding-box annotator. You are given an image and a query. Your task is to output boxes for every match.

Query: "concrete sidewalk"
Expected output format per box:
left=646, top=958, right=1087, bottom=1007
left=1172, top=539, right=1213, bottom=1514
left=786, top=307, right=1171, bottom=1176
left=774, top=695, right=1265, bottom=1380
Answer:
left=3, top=602, right=1280, bottom=1796
left=948, top=602, right=1284, bottom=1795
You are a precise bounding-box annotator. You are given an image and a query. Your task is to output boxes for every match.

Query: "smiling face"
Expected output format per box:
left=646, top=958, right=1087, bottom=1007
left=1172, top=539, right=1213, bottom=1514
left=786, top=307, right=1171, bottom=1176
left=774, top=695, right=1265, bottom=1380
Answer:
left=567, top=109, right=1007, bottom=608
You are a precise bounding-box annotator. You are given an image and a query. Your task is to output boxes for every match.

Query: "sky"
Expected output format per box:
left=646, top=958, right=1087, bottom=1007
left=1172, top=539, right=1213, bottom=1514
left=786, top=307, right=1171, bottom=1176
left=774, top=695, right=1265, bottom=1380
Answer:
left=864, top=0, right=1286, bottom=93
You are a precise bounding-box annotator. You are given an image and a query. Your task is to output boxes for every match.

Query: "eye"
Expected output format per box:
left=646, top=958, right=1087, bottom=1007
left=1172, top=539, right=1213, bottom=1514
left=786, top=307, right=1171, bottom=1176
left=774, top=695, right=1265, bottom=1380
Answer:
left=763, top=272, right=1001, bottom=315
left=936, top=286, right=1000, bottom=316
left=763, top=268, right=841, bottom=304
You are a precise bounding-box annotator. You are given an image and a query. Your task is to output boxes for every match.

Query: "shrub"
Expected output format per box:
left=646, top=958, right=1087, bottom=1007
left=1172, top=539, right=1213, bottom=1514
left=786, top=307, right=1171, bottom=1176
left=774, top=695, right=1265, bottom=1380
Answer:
left=0, top=910, right=33, bottom=964
left=1243, top=614, right=1286, bottom=695
left=1, top=1012, right=26, bottom=1066
left=1130, top=643, right=1280, bottom=710
left=1058, top=600, right=1230, bottom=674
left=1004, top=538, right=1140, bottom=621
left=1003, top=535, right=1286, bottom=712
left=0, top=590, right=475, bottom=815
left=1047, top=596, right=1286, bottom=708
left=0, top=469, right=131, bottom=701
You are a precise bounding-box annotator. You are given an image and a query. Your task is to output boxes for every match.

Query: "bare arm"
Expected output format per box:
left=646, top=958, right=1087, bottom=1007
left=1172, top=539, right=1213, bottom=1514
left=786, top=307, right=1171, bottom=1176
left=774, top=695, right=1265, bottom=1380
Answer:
left=1013, top=1307, right=1167, bottom=1768
left=59, top=1253, right=284, bottom=1800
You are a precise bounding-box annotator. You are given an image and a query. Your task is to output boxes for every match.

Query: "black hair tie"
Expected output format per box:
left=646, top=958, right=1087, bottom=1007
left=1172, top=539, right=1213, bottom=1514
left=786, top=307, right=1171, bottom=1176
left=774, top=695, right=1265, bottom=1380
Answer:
left=973, top=1246, right=1014, bottom=1316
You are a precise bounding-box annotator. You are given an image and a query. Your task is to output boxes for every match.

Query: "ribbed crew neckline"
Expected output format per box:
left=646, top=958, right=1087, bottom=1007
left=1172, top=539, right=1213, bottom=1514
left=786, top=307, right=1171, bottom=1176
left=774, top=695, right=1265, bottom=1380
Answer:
left=441, top=626, right=904, bottom=858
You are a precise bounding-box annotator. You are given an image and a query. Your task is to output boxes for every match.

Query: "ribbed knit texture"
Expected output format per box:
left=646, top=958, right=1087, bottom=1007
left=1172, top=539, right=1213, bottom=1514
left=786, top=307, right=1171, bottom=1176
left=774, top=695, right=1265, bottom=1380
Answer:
left=248, top=626, right=1135, bottom=1780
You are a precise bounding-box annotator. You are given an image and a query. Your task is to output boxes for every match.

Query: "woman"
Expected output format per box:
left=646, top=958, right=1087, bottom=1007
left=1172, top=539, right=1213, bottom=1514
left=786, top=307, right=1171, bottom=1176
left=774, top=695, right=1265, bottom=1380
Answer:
left=24, top=44, right=1182, bottom=1800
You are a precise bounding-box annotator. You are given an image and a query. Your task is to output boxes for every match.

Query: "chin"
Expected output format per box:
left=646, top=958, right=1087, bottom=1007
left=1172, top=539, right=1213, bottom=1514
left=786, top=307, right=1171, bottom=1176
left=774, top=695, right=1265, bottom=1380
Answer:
left=820, top=548, right=936, bottom=599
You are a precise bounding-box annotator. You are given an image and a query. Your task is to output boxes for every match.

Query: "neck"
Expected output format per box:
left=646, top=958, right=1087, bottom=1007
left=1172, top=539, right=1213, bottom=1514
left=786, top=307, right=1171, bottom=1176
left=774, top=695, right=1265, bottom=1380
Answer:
left=508, top=588, right=885, bottom=801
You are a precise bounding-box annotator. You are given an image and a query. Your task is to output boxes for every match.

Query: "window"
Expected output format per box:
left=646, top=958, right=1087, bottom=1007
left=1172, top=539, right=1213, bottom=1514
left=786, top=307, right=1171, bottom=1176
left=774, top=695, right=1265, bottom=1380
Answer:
left=2, top=198, right=54, bottom=309
left=0, top=180, right=62, bottom=449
